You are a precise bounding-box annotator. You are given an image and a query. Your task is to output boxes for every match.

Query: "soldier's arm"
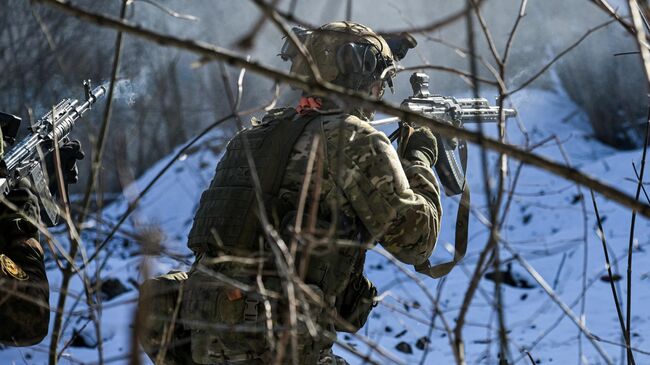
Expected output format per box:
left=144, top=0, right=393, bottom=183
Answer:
left=0, top=186, right=50, bottom=346
left=325, top=116, right=442, bottom=265
left=0, top=236, right=50, bottom=346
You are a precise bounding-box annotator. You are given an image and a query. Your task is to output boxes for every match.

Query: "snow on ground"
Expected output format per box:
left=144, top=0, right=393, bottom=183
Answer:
left=2, top=86, right=649, bottom=365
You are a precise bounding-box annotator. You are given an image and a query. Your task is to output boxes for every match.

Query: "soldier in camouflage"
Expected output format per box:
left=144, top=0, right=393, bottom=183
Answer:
left=0, top=114, right=83, bottom=346
left=0, top=118, right=50, bottom=346
left=138, top=21, right=441, bottom=364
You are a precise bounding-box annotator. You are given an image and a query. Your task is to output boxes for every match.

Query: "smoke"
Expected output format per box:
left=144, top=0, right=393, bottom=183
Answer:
left=101, top=68, right=153, bottom=107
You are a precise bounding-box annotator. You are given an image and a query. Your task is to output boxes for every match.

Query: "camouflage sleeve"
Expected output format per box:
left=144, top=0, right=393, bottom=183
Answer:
left=0, top=186, right=49, bottom=346
left=0, top=237, right=50, bottom=346
left=324, top=116, right=442, bottom=265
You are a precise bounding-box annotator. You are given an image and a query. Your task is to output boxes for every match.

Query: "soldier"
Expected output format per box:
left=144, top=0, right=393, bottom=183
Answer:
left=139, top=21, right=440, bottom=364
left=0, top=113, right=83, bottom=346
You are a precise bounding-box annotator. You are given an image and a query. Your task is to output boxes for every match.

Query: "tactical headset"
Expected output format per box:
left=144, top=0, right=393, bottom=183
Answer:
left=280, top=25, right=416, bottom=93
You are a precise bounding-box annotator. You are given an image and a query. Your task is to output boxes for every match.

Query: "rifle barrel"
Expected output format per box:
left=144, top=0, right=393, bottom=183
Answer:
left=369, top=106, right=516, bottom=127
left=369, top=116, right=400, bottom=126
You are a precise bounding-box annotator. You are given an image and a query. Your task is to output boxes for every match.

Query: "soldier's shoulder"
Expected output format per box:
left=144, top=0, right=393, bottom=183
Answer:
left=320, top=113, right=376, bottom=136
left=255, top=107, right=297, bottom=126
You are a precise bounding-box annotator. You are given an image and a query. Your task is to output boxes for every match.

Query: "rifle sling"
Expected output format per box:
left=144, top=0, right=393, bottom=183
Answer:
left=414, top=139, right=470, bottom=279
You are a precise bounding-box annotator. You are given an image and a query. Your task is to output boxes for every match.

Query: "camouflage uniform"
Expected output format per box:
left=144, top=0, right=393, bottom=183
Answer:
left=139, top=21, right=439, bottom=364
left=0, top=127, right=50, bottom=346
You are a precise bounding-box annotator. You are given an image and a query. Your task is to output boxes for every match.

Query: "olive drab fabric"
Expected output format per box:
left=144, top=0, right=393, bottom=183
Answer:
left=187, top=107, right=315, bottom=257
left=137, top=271, right=198, bottom=365
left=0, top=139, right=49, bottom=346
left=0, top=236, right=49, bottom=346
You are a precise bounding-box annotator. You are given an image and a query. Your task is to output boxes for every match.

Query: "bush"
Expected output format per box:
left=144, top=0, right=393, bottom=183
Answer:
left=556, top=24, right=648, bottom=150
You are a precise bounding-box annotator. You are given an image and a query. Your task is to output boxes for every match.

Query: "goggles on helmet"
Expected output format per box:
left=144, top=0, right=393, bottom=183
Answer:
left=279, top=27, right=312, bottom=62
left=335, top=42, right=395, bottom=91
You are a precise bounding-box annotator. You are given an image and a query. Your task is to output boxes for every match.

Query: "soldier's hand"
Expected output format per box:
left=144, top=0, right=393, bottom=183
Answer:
left=0, top=181, right=40, bottom=236
left=46, top=139, right=85, bottom=185
left=397, top=125, right=438, bottom=167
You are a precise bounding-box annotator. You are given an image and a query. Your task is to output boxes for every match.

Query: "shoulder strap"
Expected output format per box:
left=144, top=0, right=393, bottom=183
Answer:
left=236, top=112, right=318, bottom=247
left=266, top=113, right=319, bottom=196
left=414, top=140, right=470, bottom=278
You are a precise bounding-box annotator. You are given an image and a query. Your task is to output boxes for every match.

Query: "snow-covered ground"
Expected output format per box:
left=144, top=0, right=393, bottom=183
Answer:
left=2, top=84, right=649, bottom=365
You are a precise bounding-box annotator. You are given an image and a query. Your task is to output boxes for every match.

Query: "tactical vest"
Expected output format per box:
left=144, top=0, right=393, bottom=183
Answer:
left=185, top=109, right=376, bottom=346
left=187, top=109, right=368, bottom=292
left=187, top=108, right=314, bottom=258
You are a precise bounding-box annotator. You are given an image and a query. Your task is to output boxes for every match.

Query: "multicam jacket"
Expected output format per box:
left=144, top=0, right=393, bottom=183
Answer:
left=281, top=111, right=441, bottom=266
left=187, top=107, right=442, bottom=291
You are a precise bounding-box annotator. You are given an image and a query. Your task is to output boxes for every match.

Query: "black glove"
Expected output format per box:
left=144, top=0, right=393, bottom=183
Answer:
left=397, top=125, right=438, bottom=167
left=45, top=139, right=85, bottom=185
left=0, top=180, right=40, bottom=238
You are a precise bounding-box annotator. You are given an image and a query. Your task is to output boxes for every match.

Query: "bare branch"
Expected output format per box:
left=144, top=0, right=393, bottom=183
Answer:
left=590, top=190, right=635, bottom=364
left=375, top=0, right=486, bottom=35
left=506, top=19, right=616, bottom=96
left=236, top=0, right=281, bottom=49
left=470, top=0, right=502, bottom=66
left=395, top=64, right=499, bottom=86
left=623, top=3, right=650, bottom=364
left=502, top=0, right=528, bottom=65
left=250, top=0, right=323, bottom=82
left=135, top=0, right=198, bottom=21
left=501, top=241, right=614, bottom=365
left=81, top=112, right=234, bottom=268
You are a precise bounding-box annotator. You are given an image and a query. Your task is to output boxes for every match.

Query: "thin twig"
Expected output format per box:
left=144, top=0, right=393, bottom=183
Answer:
left=375, top=0, right=486, bottom=35
left=82, top=113, right=235, bottom=268
left=395, top=64, right=498, bottom=86
left=506, top=19, right=617, bottom=96
left=501, top=241, right=614, bottom=365
left=591, top=0, right=637, bottom=35
left=624, top=2, right=650, bottom=364
left=551, top=136, right=591, bottom=364
left=135, top=0, right=198, bottom=21
left=590, top=190, right=634, bottom=365
left=79, top=0, right=128, bottom=225
left=236, top=0, right=281, bottom=49
left=502, top=0, right=528, bottom=65
left=633, top=162, right=650, bottom=204
left=250, top=0, right=322, bottom=82
left=470, top=0, right=502, bottom=66
left=48, top=104, right=98, bottom=365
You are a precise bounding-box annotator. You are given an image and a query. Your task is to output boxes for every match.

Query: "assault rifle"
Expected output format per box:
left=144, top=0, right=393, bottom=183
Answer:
left=371, top=72, right=517, bottom=278
left=0, top=80, right=106, bottom=226
left=371, top=72, right=517, bottom=196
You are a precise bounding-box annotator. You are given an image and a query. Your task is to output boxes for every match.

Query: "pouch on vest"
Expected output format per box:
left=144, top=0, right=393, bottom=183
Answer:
left=180, top=270, right=274, bottom=363
left=181, top=270, right=327, bottom=363
left=137, top=271, right=194, bottom=364
left=334, top=273, right=377, bottom=332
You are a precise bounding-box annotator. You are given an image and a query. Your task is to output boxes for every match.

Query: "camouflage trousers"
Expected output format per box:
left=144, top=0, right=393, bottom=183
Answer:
left=137, top=271, right=349, bottom=365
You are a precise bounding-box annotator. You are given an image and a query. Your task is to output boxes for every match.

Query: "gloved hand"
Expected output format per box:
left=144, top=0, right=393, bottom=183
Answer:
left=45, top=139, right=85, bottom=185
left=397, top=125, right=438, bottom=167
left=0, top=180, right=40, bottom=238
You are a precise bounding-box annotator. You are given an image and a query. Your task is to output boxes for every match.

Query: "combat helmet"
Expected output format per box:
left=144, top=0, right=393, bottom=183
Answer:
left=280, top=21, right=416, bottom=97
